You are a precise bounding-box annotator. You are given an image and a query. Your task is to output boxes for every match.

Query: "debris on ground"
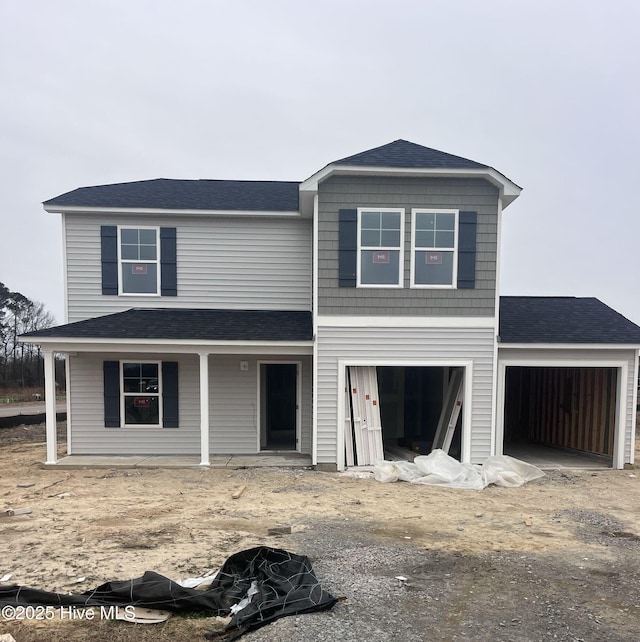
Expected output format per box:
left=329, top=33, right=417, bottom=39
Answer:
left=0, top=547, right=337, bottom=641
left=372, top=449, right=544, bottom=489
left=1, top=507, right=32, bottom=517
left=231, top=485, right=246, bottom=499
left=267, top=526, right=292, bottom=536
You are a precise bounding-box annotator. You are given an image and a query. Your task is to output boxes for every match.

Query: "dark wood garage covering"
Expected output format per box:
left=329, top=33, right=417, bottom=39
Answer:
left=505, top=367, right=617, bottom=456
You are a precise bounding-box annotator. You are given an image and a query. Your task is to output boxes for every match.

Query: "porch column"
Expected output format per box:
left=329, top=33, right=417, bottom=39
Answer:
left=199, top=352, right=210, bottom=466
left=43, top=350, right=57, bottom=464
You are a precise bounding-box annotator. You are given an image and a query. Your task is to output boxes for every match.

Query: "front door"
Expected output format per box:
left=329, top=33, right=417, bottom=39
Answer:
left=260, top=363, right=298, bottom=451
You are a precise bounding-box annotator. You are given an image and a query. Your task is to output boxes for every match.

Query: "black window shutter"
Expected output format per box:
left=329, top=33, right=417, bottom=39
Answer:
left=338, top=209, right=357, bottom=287
left=101, top=226, right=118, bottom=295
left=103, top=361, right=121, bottom=428
left=457, top=211, right=477, bottom=289
left=160, top=228, right=177, bottom=296
left=162, top=361, right=179, bottom=428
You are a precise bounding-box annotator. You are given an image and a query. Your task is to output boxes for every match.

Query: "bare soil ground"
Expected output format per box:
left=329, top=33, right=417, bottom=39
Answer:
left=1, top=421, right=640, bottom=641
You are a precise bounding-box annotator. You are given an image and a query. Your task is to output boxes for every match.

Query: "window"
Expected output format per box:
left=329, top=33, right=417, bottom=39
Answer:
left=119, top=227, right=160, bottom=295
left=411, top=209, right=458, bottom=287
left=121, top=362, right=161, bottom=426
left=357, top=208, right=404, bottom=287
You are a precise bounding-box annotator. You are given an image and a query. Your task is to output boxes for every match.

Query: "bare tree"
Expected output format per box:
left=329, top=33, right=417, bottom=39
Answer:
left=0, top=281, right=56, bottom=390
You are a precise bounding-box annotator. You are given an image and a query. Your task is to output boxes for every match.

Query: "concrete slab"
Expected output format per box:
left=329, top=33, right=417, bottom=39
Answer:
left=136, top=456, right=207, bottom=468
left=44, top=453, right=312, bottom=469
left=46, top=455, right=149, bottom=469
left=505, top=444, right=611, bottom=470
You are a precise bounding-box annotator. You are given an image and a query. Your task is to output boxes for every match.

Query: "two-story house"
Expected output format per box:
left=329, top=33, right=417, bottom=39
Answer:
left=24, top=140, right=640, bottom=470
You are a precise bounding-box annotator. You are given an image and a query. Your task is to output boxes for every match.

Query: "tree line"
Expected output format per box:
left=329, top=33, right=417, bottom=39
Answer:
left=0, top=281, right=57, bottom=391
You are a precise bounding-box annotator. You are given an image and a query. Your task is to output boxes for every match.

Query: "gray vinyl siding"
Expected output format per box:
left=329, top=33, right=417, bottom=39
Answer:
left=209, top=354, right=312, bottom=454
left=68, top=353, right=201, bottom=455
left=318, top=175, right=499, bottom=315
left=498, top=347, right=638, bottom=465
left=68, top=353, right=312, bottom=456
left=64, top=213, right=312, bottom=323
left=316, top=324, right=496, bottom=466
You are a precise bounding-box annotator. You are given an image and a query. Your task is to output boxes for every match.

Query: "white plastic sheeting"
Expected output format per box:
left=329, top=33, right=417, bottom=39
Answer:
left=373, top=449, right=544, bottom=489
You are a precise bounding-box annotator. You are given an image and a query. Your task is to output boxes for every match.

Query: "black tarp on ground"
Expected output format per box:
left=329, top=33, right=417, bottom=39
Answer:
left=0, top=546, right=337, bottom=640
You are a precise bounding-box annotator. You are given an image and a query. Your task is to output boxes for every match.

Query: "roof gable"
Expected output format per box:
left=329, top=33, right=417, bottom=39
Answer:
left=332, top=139, right=488, bottom=169
left=499, top=296, right=640, bottom=344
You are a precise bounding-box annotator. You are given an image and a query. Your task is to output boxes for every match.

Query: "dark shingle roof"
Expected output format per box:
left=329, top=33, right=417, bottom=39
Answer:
left=332, top=139, right=488, bottom=170
left=43, top=179, right=300, bottom=212
left=23, top=309, right=312, bottom=341
left=499, top=297, right=640, bottom=344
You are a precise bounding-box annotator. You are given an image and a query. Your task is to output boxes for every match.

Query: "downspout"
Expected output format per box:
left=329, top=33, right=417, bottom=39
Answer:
left=312, top=193, right=319, bottom=466
left=490, top=195, right=504, bottom=456
left=630, top=349, right=639, bottom=465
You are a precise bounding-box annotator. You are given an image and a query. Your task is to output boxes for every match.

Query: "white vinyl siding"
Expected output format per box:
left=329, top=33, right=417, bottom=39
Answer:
left=68, top=353, right=200, bottom=455
left=68, top=353, right=312, bottom=456
left=316, top=324, right=496, bottom=466
left=209, top=355, right=312, bottom=454
left=64, top=214, right=312, bottom=323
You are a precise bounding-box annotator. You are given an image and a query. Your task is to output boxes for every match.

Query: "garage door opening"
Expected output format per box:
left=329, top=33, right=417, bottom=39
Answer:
left=344, top=366, right=464, bottom=466
left=503, top=366, right=616, bottom=467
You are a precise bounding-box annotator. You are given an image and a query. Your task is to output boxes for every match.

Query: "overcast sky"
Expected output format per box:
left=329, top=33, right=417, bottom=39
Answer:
left=1, top=0, right=639, bottom=325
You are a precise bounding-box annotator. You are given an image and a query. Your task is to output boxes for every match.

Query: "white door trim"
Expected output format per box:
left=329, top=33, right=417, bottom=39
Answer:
left=496, top=358, right=628, bottom=469
left=337, top=358, right=474, bottom=471
left=257, top=360, right=302, bottom=453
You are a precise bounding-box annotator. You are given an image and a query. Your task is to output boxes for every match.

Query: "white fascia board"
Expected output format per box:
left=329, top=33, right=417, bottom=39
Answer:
left=317, top=315, right=496, bottom=328
left=299, top=165, right=522, bottom=208
left=19, top=337, right=314, bottom=355
left=43, top=205, right=302, bottom=218
left=498, top=343, right=640, bottom=350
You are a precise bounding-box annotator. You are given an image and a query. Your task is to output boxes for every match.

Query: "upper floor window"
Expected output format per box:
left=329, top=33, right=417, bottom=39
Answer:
left=410, top=209, right=458, bottom=288
left=357, top=208, right=404, bottom=287
left=119, top=227, right=160, bottom=295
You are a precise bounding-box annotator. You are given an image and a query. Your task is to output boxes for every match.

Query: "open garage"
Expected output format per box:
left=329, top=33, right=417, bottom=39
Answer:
left=503, top=365, right=616, bottom=463
left=498, top=297, right=640, bottom=470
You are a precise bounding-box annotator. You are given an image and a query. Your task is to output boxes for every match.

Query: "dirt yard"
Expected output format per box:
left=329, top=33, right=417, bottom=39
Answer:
left=1, top=421, right=640, bottom=641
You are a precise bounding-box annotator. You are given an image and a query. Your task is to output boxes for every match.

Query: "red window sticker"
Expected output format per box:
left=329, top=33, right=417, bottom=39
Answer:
left=426, top=252, right=443, bottom=264
left=132, top=264, right=148, bottom=275
left=134, top=397, right=151, bottom=408
left=372, top=251, right=390, bottom=264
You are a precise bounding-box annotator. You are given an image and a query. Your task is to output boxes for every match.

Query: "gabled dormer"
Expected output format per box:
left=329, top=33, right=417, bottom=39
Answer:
left=300, top=140, right=521, bottom=317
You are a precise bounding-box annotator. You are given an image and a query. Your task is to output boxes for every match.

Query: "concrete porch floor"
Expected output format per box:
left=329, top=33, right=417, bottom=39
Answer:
left=45, top=453, right=313, bottom=469
left=504, top=444, right=612, bottom=470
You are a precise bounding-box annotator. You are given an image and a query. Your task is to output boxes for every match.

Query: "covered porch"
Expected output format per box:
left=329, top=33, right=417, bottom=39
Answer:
left=21, top=308, right=314, bottom=467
